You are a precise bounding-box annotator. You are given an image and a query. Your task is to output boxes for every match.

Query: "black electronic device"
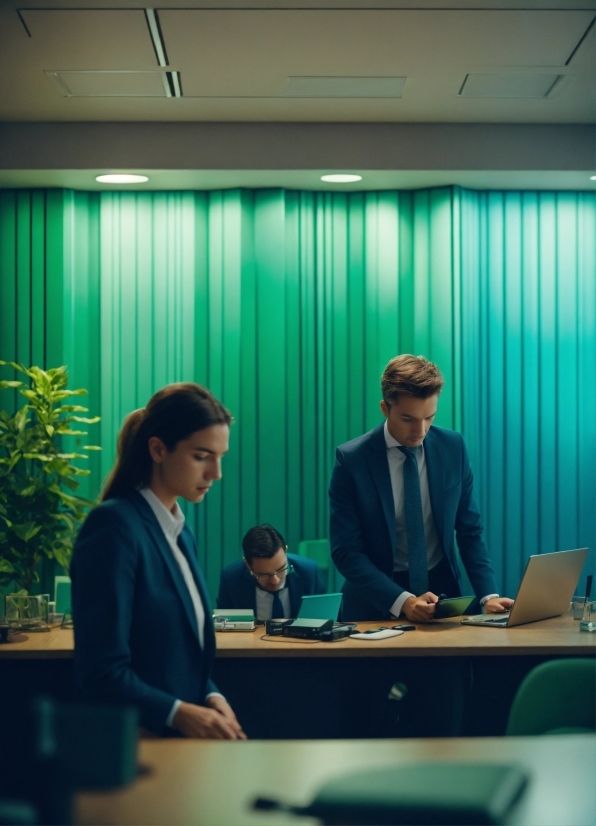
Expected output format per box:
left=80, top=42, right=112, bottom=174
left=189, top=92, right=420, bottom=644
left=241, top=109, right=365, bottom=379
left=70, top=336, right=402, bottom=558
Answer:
left=282, top=618, right=334, bottom=640
left=391, top=624, right=416, bottom=631
left=320, top=625, right=353, bottom=642
left=265, top=618, right=294, bottom=636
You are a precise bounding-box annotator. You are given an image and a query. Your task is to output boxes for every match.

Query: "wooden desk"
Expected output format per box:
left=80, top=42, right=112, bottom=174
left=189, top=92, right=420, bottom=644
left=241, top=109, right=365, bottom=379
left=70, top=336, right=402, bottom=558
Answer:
left=75, top=735, right=596, bottom=826
left=1, top=615, right=594, bottom=659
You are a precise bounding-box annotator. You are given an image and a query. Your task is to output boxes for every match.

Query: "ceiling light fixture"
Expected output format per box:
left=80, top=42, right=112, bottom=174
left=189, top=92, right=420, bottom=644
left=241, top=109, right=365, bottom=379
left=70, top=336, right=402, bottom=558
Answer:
left=321, top=174, right=363, bottom=183
left=96, top=174, right=149, bottom=184
left=590, top=175, right=596, bottom=181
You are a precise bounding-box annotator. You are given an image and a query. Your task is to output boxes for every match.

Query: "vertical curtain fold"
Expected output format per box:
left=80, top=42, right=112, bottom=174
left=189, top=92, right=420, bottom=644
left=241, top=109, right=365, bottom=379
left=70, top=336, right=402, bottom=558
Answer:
left=0, top=187, right=594, bottom=598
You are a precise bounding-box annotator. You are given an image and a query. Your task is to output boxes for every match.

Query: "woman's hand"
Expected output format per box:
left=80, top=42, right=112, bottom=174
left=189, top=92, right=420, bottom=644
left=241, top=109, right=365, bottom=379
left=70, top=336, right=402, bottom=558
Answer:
left=172, top=701, right=246, bottom=740
left=207, top=695, right=247, bottom=739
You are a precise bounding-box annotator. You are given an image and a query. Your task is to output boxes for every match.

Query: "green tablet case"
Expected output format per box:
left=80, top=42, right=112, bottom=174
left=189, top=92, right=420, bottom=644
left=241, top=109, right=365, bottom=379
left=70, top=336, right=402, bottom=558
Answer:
left=434, top=595, right=475, bottom=619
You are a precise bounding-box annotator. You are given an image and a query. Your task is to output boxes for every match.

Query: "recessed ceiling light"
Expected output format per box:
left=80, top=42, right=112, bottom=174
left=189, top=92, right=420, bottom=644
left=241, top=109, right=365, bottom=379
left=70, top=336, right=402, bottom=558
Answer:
left=590, top=175, right=596, bottom=181
left=321, top=174, right=363, bottom=183
left=95, top=174, right=149, bottom=184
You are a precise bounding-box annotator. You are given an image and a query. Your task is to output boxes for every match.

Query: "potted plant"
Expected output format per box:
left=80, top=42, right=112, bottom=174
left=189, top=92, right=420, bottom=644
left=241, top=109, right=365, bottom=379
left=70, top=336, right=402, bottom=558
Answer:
left=0, top=361, right=100, bottom=596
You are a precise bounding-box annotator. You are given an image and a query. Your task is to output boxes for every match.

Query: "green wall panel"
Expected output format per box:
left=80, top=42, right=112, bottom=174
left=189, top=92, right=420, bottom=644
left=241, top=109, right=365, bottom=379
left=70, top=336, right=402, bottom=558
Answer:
left=1, top=187, right=594, bottom=600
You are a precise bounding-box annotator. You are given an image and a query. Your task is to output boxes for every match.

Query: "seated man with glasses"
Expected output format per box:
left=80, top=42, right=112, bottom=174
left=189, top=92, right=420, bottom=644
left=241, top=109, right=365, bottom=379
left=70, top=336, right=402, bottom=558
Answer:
left=217, top=525, right=326, bottom=620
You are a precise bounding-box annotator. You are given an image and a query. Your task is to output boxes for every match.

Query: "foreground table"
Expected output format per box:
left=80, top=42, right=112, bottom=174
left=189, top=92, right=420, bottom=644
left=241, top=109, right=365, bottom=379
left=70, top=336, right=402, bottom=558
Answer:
left=75, top=734, right=596, bottom=826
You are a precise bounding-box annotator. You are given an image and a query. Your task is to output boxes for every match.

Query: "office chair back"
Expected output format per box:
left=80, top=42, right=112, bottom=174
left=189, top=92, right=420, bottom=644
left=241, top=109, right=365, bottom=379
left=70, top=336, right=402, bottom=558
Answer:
left=506, top=658, right=596, bottom=736
left=297, top=539, right=330, bottom=588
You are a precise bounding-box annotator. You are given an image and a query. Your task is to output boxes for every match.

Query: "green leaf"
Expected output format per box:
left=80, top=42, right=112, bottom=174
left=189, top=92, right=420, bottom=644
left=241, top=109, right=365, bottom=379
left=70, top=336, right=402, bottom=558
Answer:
left=0, top=559, right=15, bottom=573
left=20, top=485, right=37, bottom=496
left=19, top=389, right=37, bottom=399
left=83, top=445, right=102, bottom=451
left=11, top=522, right=42, bottom=542
left=0, top=380, right=24, bottom=389
left=69, top=416, right=100, bottom=424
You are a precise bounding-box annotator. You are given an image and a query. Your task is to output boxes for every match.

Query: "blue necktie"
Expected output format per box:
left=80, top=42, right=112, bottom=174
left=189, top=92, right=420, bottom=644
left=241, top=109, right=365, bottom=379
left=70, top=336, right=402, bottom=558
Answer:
left=271, top=589, right=285, bottom=619
left=397, top=446, right=429, bottom=596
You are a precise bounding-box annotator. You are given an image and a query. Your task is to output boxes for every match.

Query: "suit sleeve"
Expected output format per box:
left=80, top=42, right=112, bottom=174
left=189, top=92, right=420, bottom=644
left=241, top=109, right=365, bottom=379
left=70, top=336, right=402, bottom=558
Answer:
left=71, top=507, right=178, bottom=734
left=329, top=448, right=403, bottom=614
left=454, top=437, right=499, bottom=598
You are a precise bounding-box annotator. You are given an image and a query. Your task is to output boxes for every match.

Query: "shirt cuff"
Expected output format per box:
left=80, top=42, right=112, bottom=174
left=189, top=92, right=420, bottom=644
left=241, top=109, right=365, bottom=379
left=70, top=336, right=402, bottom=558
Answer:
left=166, top=699, right=182, bottom=729
left=205, top=692, right=226, bottom=702
left=390, top=591, right=415, bottom=618
left=480, top=594, right=499, bottom=610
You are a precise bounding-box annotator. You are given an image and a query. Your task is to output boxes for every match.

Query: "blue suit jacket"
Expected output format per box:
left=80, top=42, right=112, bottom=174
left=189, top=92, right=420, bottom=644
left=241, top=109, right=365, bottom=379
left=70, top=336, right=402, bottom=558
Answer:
left=71, top=491, right=218, bottom=735
left=329, top=423, right=498, bottom=620
left=216, top=553, right=326, bottom=617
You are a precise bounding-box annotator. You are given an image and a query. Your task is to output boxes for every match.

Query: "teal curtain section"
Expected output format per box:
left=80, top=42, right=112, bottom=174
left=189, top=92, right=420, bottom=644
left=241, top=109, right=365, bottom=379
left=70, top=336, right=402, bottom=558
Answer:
left=457, top=189, right=596, bottom=595
left=1, top=187, right=594, bottom=599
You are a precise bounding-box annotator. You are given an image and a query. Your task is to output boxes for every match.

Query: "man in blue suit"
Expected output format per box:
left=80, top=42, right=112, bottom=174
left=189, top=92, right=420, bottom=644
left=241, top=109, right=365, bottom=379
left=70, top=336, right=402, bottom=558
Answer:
left=330, top=354, right=514, bottom=622
left=217, top=525, right=326, bottom=620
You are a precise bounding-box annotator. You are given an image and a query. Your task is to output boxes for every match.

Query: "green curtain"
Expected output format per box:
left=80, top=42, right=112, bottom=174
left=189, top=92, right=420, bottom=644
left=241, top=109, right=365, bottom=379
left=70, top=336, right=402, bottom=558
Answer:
left=1, top=187, right=594, bottom=599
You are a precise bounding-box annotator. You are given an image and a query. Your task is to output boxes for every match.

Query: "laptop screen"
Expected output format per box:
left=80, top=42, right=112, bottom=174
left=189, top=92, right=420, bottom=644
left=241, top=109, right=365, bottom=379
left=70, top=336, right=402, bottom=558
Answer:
left=297, top=593, right=342, bottom=621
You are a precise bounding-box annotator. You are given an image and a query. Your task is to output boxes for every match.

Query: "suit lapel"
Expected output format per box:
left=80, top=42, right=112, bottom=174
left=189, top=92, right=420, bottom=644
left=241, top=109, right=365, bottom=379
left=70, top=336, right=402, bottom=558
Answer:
left=128, top=493, right=202, bottom=646
left=365, top=424, right=397, bottom=554
left=423, top=428, right=446, bottom=550
left=177, top=529, right=215, bottom=651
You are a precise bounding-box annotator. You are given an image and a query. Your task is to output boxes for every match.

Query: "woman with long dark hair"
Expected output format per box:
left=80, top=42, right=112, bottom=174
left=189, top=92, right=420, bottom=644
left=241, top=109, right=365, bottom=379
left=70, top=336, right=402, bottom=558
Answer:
left=71, top=383, right=245, bottom=739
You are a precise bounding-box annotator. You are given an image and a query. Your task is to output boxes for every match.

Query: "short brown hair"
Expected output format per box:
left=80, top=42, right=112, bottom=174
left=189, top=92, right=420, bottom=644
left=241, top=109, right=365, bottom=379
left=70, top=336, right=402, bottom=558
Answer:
left=381, top=355, right=444, bottom=404
left=242, top=525, right=287, bottom=564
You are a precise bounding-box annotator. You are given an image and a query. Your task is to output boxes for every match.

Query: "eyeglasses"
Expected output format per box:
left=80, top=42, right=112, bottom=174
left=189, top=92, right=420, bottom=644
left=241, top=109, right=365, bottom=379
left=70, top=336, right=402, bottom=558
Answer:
left=249, top=563, right=294, bottom=583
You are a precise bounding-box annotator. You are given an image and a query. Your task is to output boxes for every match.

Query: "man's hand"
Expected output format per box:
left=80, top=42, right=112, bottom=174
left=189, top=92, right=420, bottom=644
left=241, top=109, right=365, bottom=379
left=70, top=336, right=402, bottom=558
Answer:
left=402, top=592, right=439, bottom=622
left=207, top=695, right=247, bottom=739
left=483, top=597, right=514, bottom=614
left=172, top=701, right=246, bottom=740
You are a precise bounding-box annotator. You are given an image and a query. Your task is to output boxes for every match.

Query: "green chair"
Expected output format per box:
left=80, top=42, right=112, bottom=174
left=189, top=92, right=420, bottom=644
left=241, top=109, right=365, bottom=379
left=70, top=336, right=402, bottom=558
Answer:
left=54, top=575, right=71, bottom=615
left=506, top=658, right=596, bottom=736
left=297, top=539, right=331, bottom=589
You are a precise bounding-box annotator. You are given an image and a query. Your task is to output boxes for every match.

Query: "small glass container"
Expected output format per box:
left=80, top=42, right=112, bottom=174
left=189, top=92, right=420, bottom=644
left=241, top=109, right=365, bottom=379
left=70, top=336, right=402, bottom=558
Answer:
left=570, top=595, right=586, bottom=620
left=579, top=601, right=596, bottom=633
left=5, top=594, right=50, bottom=632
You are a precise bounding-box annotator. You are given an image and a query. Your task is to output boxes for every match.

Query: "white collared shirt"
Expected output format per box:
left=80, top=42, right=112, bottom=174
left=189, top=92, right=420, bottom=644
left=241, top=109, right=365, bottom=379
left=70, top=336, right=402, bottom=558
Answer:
left=254, top=584, right=291, bottom=620
left=139, top=488, right=222, bottom=727
left=383, top=423, right=498, bottom=616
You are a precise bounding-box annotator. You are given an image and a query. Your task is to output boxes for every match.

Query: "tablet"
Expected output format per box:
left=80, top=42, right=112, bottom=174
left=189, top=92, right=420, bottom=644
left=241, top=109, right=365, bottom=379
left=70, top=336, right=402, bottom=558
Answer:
left=433, top=596, right=475, bottom=619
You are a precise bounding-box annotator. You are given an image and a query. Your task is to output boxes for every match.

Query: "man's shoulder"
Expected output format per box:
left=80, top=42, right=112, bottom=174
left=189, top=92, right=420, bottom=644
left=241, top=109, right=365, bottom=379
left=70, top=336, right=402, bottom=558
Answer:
left=426, top=425, right=464, bottom=449
left=336, top=424, right=384, bottom=457
left=288, top=553, right=317, bottom=573
left=221, top=558, right=248, bottom=581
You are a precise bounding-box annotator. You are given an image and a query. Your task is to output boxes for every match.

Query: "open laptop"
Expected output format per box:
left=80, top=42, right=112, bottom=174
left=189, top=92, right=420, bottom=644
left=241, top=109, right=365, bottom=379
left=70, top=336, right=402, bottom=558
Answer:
left=297, top=593, right=343, bottom=621
left=461, top=548, right=588, bottom=628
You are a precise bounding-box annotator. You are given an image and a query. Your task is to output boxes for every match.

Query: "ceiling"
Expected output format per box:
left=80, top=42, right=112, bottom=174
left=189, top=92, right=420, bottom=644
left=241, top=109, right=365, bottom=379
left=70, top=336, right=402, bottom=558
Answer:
left=0, top=1, right=594, bottom=191
left=0, top=2, right=594, bottom=123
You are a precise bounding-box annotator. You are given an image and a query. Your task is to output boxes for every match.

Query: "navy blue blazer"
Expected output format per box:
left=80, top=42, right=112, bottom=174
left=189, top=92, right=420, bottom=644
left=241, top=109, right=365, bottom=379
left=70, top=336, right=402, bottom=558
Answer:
left=329, top=423, right=498, bottom=620
left=71, top=491, right=218, bottom=735
left=216, top=553, right=326, bottom=617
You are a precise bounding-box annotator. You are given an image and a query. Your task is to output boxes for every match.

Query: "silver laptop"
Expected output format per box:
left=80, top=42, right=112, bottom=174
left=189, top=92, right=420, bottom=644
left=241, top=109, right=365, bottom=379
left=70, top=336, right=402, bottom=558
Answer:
left=461, top=548, right=588, bottom=628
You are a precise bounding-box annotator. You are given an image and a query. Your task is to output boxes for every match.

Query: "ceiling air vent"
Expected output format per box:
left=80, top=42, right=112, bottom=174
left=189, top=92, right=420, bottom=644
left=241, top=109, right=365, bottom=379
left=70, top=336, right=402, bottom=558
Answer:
left=45, top=70, right=182, bottom=97
left=285, top=76, right=405, bottom=98
left=459, top=73, right=562, bottom=98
